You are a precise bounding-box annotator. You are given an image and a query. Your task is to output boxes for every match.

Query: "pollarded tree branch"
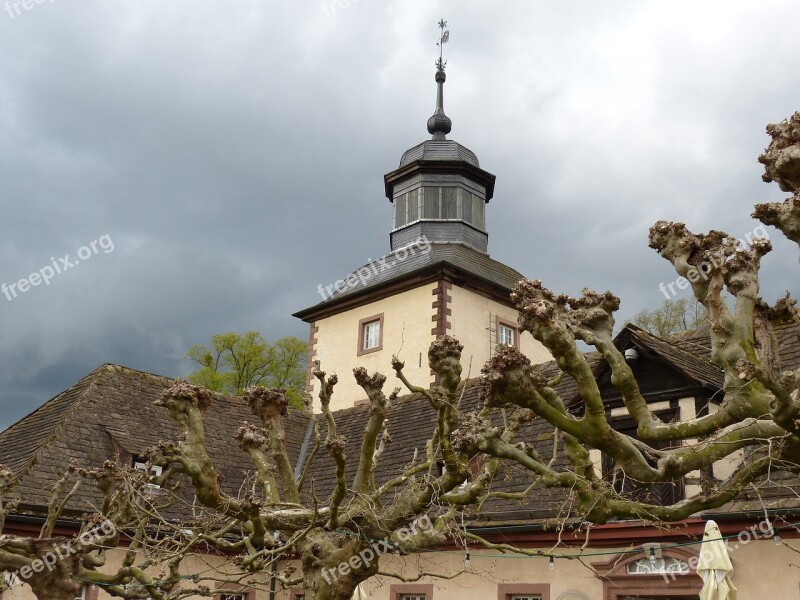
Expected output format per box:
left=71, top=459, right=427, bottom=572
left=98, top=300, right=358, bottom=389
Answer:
left=236, top=422, right=281, bottom=503
left=313, top=369, right=347, bottom=530
left=244, top=387, right=300, bottom=504
left=352, top=368, right=391, bottom=494
left=510, top=281, right=609, bottom=424
left=755, top=110, right=800, bottom=251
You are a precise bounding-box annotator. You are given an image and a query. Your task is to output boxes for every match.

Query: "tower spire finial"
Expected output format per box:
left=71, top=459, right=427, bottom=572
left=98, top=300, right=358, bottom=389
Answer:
left=428, top=19, right=451, bottom=140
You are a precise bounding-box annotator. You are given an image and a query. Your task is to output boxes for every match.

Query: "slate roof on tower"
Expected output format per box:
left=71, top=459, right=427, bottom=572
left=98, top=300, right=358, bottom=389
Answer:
left=293, top=242, right=526, bottom=320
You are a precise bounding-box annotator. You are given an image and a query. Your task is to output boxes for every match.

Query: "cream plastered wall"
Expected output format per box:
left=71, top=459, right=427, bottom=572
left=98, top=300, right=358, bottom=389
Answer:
left=273, top=539, right=799, bottom=599
left=5, top=538, right=796, bottom=599
left=310, top=283, right=438, bottom=411
left=447, top=285, right=551, bottom=374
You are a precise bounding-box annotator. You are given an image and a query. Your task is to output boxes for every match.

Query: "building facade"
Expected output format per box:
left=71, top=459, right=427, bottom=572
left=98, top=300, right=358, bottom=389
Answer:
left=294, top=69, right=550, bottom=409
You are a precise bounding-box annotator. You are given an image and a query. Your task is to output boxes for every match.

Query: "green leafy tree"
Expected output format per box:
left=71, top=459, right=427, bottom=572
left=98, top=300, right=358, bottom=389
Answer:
left=629, top=297, right=707, bottom=337
left=186, top=331, right=307, bottom=407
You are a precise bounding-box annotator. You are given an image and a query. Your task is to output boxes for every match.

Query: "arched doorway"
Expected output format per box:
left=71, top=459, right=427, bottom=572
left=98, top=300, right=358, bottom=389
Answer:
left=590, top=546, right=702, bottom=600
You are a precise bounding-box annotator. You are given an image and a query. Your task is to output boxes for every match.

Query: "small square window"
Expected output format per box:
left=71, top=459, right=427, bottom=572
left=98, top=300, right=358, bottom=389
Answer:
left=391, top=584, right=433, bottom=600
left=497, top=319, right=517, bottom=349
left=216, top=589, right=252, bottom=600
left=498, top=583, right=549, bottom=600
left=358, top=314, right=384, bottom=356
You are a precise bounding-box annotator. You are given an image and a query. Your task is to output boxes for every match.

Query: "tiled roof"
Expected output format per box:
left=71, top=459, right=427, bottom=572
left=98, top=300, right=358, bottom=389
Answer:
left=0, top=369, right=98, bottom=473
left=1, top=320, right=798, bottom=524
left=626, top=325, right=725, bottom=389
left=0, top=364, right=310, bottom=514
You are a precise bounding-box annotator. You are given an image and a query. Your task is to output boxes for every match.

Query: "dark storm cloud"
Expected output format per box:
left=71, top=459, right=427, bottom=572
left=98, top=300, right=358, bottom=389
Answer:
left=1, top=0, right=799, bottom=429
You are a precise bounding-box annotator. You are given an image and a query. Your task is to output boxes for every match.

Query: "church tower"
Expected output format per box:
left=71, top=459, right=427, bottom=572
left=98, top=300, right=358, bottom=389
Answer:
left=294, top=35, right=550, bottom=410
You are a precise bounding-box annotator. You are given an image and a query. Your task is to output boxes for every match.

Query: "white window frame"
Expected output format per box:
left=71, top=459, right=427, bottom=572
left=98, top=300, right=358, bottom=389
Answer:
left=499, top=323, right=514, bottom=346
left=358, top=314, right=384, bottom=356
left=363, top=321, right=380, bottom=350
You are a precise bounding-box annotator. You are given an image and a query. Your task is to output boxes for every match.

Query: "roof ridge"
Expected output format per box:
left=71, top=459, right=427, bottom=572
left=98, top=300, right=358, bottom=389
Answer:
left=0, top=365, right=106, bottom=475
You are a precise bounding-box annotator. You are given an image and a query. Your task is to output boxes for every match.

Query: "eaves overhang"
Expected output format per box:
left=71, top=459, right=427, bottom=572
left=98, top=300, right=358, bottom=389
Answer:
left=383, top=159, right=496, bottom=201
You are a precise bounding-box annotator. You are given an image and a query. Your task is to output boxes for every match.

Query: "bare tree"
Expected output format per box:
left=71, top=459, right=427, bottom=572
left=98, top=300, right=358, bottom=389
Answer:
left=144, top=113, right=797, bottom=600
left=465, top=111, right=800, bottom=525
left=0, top=461, right=232, bottom=600
left=149, top=337, right=508, bottom=600
left=3, top=112, right=799, bottom=600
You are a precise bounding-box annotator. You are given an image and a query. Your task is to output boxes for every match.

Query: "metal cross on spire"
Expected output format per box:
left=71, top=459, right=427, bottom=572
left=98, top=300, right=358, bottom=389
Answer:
left=435, top=19, right=449, bottom=72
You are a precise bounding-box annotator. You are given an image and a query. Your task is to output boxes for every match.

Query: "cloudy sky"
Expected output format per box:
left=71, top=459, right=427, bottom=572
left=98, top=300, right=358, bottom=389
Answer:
left=1, top=0, right=798, bottom=430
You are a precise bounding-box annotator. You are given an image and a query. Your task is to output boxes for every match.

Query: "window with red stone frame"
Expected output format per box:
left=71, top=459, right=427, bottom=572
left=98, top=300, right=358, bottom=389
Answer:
left=390, top=583, right=434, bottom=599
left=214, top=582, right=255, bottom=600
left=497, top=583, right=550, bottom=600
left=358, top=313, right=384, bottom=356
left=496, top=316, right=519, bottom=350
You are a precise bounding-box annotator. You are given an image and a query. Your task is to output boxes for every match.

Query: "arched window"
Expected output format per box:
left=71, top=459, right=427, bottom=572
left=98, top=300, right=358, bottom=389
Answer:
left=590, top=546, right=701, bottom=600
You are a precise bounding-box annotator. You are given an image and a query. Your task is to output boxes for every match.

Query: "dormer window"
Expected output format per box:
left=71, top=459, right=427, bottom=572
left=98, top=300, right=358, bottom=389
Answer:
left=133, top=456, right=163, bottom=491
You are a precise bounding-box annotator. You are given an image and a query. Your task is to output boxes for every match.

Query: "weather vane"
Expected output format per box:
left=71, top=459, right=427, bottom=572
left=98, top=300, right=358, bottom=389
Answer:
left=435, top=19, right=449, bottom=72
